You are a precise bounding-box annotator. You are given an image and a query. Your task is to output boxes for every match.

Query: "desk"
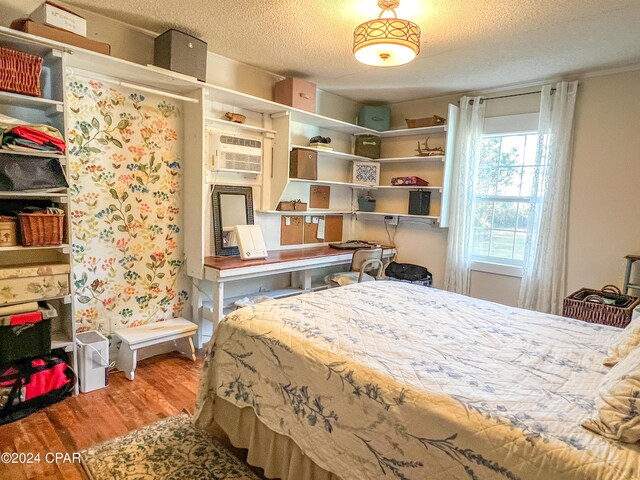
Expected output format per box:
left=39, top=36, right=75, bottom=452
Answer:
left=194, top=246, right=395, bottom=347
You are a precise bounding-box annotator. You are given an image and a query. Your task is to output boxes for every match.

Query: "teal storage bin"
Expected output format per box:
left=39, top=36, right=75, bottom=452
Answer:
left=359, top=106, right=390, bottom=132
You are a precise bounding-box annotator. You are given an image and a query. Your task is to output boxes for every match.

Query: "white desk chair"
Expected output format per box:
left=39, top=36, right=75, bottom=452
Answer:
left=325, top=247, right=384, bottom=287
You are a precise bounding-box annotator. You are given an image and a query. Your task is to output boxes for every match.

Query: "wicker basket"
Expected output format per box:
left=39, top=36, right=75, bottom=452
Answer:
left=18, top=212, right=65, bottom=246
left=563, top=284, right=640, bottom=328
left=405, top=116, right=446, bottom=128
left=0, top=47, right=42, bottom=97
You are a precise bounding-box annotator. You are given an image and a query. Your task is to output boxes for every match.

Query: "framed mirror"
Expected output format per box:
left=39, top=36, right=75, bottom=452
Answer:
left=211, top=185, right=254, bottom=257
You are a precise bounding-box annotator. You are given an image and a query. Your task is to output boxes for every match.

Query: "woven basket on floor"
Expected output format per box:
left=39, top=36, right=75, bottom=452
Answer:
left=563, top=284, right=639, bottom=328
left=18, top=213, right=65, bottom=246
left=0, top=47, right=42, bottom=97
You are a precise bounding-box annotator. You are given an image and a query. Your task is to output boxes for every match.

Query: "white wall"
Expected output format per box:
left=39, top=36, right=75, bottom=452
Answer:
left=376, top=69, right=640, bottom=304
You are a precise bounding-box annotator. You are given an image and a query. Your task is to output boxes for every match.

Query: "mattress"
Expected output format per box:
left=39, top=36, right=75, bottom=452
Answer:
left=195, top=282, right=640, bottom=480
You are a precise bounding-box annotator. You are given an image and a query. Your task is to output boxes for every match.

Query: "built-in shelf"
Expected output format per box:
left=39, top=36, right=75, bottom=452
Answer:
left=290, top=145, right=372, bottom=162
left=355, top=211, right=440, bottom=221
left=51, top=330, right=74, bottom=352
left=286, top=110, right=378, bottom=135
left=258, top=210, right=352, bottom=215
left=0, top=244, right=70, bottom=252
left=373, top=125, right=447, bottom=138
left=203, top=287, right=307, bottom=313
left=376, top=155, right=446, bottom=163
left=0, top=149, right=66, bottom=159
left=205, top=117, right=277, bottom=135
left=370, top=185, right=443, bottom=192
left=289, top=178, right=374, bottom=188
left=0, top=90, right=63, bottom=109
left=0, top=190, right=68, bottom=199
left=1, top=294, right=71, bottom=308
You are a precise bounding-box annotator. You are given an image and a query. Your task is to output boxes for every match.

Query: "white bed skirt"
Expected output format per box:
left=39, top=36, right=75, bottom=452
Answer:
left=208, top=395, right=342, bottom=480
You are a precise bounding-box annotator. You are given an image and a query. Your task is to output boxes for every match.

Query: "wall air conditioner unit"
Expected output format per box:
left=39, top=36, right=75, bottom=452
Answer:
left=206, top=130, right=263, bottom=175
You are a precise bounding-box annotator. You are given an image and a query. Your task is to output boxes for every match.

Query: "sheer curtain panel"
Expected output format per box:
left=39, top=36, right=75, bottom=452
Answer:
left=444, top=96, right=485, bottom=295
left=519, top=81, right=579, bottom=314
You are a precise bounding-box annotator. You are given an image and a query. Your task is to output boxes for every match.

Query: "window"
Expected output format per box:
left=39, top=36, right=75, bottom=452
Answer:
left=471, top=132, right=541, bottom=266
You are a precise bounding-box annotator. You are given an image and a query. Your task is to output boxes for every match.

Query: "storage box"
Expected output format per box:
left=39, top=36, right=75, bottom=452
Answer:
left=154, top=29, right=208, bottom=82
left=277, top=201, right=307, bottom=211
left=30, top=2, right=87, bottom=37
left=391, top=176, right=430, bottom=186
left=359, top=105, right=391, bottom=132
left=289, top=149, right=317, bottom=180
left=0, top=217, right=17, bottom=247
left=354, top=135, right=381, bottom=159
left=274, top=77, right=316, bottom=113
left=405, top=115, right=446, bottom=128
left=408, top=191, right=431, bottom=215
left=352, top=161, right=380, bottom=186
left=11, top=20, right=110, bottom=55
left=0, top=264, right=70, bottom=306
left=358, top=195, right=376, bottom=212
left=0, top=304, right=56, bottom=364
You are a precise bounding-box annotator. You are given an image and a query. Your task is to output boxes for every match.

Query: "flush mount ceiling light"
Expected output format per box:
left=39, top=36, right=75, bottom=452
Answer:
left=353, top=0, right=421, bottom=67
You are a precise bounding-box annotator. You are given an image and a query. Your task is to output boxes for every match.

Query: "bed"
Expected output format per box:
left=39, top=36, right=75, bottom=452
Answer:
left=194, top=282, right=640, bottom=480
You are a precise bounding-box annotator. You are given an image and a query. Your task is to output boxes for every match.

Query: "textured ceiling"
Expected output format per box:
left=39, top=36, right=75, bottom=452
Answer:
left=64, top=0, right=640, bottom=103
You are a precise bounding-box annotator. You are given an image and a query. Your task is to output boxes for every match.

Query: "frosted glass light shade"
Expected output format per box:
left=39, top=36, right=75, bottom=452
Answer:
left=353, top=18, right=420, bottom=67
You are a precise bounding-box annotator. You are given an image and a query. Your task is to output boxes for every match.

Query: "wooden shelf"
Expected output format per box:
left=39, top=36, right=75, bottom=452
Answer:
left=0, top=149, right=65, bottom=159
left=286, top=110, right=377, bottom=135
left=0, top=244, right=70, bottom=252
left=258, top=210, right=352, bottom=215
left=1, top=294, right=71, bottom=308
left=355, top=211, right=440, bottom=221
left=376, top=155, right=445, bottom=163
left=373, top=125, right=447, bottom=138
left=290, top=145, right=372, bottom=162
left=205, top=117, right=276, bottom=134
left=51, top=330, right=74, bottom=352
left=371, top=185, right=443, bottom=191
left=0, top=90, right=63, bottom=109
left=0, top=190, right=68, bottom=199
left=289, top=178, right=374, bottom=188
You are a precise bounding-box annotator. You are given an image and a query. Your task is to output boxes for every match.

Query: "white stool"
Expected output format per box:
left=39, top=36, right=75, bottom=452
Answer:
left=114, top=317, right=197, bottom=381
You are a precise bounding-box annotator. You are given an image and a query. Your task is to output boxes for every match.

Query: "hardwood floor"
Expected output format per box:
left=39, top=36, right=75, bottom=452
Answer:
left=0, top=352, right=204, bottom=480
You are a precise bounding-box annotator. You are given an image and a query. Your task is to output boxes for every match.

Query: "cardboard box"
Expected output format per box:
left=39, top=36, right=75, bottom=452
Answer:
left=31, top=2, right=87, bottom=37
left=12, top=19, right=110, bottom=56
left=289, top=149, right=317, bottom=180
left=275, top=77, right=316, bottom=113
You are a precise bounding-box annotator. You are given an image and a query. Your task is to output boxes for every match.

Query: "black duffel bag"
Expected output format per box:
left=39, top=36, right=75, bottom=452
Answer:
left=385, top=261, right=432, bottom=284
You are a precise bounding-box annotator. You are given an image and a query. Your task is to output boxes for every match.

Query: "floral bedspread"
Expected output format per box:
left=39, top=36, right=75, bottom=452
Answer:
left=195, top=282, right=639, bottom=480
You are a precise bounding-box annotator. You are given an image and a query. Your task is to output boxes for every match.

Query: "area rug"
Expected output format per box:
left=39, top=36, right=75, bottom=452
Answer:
left=80, top=413, right=262, bottom=480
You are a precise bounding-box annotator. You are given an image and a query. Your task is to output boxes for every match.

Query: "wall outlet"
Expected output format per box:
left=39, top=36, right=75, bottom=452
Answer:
left=385, top=215, right=399, bottom=226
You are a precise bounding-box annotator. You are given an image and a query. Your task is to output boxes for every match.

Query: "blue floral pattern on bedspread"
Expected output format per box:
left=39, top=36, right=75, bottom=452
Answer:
left=195, top=283, right=639, bottom=480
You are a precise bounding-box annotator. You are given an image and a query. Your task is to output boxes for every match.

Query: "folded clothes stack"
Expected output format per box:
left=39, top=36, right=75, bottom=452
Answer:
left=0, top=113, right=66, bottom=154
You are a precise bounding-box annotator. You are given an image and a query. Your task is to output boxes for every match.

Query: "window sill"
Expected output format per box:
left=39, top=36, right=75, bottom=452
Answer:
left=470, top=261, right=523, bottom=278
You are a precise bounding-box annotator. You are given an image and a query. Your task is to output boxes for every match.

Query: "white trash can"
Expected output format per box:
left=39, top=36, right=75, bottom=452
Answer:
left=77, top=331, right=109, bottom=393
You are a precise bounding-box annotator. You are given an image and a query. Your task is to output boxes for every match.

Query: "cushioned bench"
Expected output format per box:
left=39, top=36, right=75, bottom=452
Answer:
left=114, top=317, right=197, bottom=380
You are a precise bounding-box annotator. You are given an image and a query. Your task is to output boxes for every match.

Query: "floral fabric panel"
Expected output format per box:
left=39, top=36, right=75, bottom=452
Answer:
left=66, top=79, right=188, bottom=332
left=195, top=282, right=638, bottom=480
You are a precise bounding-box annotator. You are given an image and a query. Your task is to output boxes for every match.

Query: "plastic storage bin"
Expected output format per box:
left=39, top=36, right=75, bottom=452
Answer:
left=77, top=330, right=109, bottom=393
left=0, top=303, right=56, bottom=364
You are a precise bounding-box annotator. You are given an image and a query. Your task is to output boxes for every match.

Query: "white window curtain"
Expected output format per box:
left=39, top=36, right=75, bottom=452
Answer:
left=444, top=96, right=485, bottom=295
left=519, top=81, right=579, bottom=314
